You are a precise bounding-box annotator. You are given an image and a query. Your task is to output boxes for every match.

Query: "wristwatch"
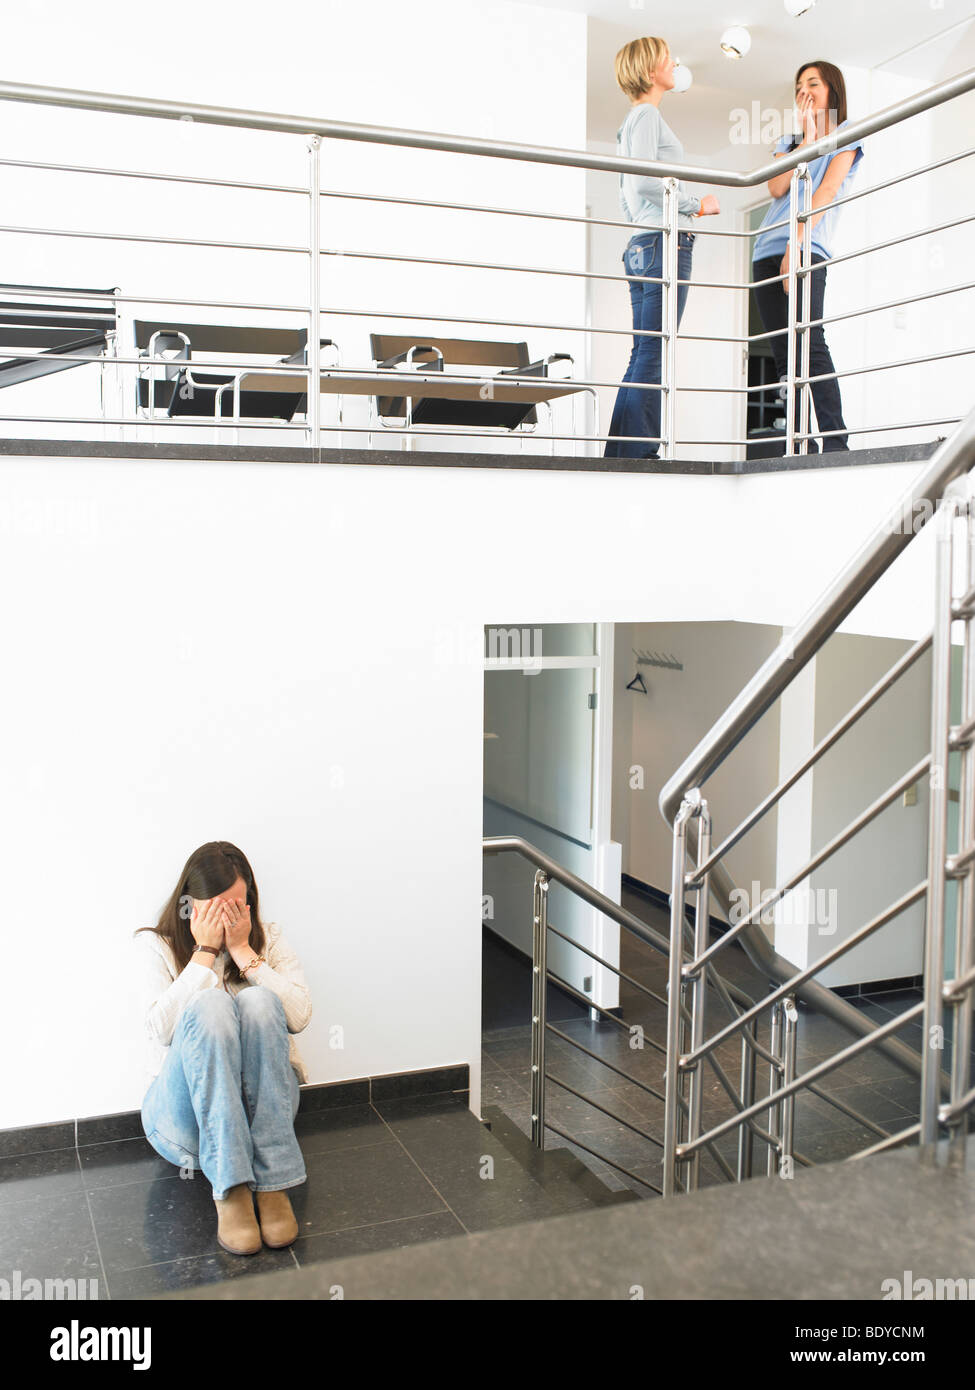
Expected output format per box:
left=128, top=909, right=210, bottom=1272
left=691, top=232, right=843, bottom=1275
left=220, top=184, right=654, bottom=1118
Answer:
left=193, top=944, right=220, bottom=957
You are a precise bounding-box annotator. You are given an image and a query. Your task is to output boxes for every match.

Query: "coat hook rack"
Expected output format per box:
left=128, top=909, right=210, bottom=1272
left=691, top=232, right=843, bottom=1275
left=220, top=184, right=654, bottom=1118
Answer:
left=634, top=647, right=683, bottom=672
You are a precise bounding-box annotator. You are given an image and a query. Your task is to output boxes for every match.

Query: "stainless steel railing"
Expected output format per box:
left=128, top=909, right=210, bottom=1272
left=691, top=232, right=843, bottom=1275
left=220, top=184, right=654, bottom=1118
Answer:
left=0, top=69, right=973, bottom=456
left=482, top=833, right=903, bottom=1196
left=658, top=403, right=975, bottom=1194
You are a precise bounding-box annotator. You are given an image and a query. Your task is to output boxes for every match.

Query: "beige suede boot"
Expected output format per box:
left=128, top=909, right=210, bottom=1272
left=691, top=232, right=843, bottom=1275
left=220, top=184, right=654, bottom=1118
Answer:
left=255, top=1190, right=299, bottom=1248
left=214, top=1183, right=261, bottom=1255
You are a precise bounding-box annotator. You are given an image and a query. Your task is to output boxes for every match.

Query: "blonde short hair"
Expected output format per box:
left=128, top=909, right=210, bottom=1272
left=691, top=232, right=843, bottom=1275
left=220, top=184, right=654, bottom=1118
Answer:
left=615, top=36, right=669, bottom=101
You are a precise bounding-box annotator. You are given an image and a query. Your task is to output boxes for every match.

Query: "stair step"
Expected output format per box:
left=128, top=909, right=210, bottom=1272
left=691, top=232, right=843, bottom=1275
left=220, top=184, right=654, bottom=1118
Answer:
left=481, top=1105, right=640, bottom=1209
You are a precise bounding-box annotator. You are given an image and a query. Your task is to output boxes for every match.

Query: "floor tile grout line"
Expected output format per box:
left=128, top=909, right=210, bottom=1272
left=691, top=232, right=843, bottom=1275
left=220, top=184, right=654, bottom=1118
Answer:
left=76, top=1144, right=112, bottom=1301
left=366, top=1102, right=475, bottom=1237
left=292, top=1207, right=461, bottom=1260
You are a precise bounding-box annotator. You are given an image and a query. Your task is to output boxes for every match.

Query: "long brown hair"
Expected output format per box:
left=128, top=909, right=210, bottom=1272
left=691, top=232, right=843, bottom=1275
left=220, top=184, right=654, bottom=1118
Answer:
left=794, top=59, right=848, bottom=131
left=136, top=841, right=266, bottom=986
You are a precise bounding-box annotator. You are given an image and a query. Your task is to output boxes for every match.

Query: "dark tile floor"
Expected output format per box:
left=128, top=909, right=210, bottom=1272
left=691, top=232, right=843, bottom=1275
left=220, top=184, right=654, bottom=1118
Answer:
left=482, top=886, right=970, bottom=1198
left=0, top=1086, right=629, bottom=1300
left=5, top=887, right=968, bottom=1300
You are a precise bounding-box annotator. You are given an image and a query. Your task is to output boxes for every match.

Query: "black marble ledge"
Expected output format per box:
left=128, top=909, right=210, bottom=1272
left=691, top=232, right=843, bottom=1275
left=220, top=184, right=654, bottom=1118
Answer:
left=0, top=436, right=941, bottom=475
left=175, top=1145, right=975, bottom=1301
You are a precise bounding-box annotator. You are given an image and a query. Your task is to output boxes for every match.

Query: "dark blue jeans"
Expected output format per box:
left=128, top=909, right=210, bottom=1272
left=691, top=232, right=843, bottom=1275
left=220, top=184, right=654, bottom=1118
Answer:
left=605, top=229, right=694, bottom=458
left=752, top=253, right=848, bottom=451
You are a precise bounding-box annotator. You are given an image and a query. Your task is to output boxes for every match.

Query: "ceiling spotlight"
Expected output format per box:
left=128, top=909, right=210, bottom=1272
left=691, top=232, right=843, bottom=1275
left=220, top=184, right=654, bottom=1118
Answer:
left=784, top=0, right=816, bottom=14
left=720, top=25, right=752, bottom=58
left=672, top=61, right=694, bottom=92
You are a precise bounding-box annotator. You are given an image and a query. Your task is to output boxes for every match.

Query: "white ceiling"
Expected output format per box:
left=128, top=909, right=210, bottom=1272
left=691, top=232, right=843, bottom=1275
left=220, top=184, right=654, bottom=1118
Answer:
left=505, top=0, right=975, bottom=151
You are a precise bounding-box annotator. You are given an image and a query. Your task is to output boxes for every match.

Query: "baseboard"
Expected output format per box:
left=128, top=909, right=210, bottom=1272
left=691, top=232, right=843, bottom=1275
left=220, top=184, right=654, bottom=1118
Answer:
left=0, top=1062, right=471, bottom=1159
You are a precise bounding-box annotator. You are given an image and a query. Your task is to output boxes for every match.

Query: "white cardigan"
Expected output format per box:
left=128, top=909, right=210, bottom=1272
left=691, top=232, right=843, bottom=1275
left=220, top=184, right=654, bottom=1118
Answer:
left=135, top=921, right=311, bottom=1093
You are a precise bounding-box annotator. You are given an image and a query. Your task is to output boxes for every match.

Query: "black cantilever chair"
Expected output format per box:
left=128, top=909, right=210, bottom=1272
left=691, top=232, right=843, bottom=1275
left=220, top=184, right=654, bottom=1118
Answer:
left=369, top=334, right=575, bottom=435
left=135, top=322, right=338, bottom=421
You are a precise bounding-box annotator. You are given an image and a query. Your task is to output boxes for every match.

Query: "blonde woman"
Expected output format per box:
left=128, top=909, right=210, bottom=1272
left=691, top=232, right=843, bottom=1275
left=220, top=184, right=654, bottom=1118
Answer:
left=605, top=37, right=719, bottom=458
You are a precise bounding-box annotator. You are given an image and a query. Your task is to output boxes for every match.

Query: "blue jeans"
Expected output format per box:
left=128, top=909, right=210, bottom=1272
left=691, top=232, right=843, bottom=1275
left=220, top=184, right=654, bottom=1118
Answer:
left=605, top=229, right=694, bottom=458
left=141, top=987, right=305, bottom=1201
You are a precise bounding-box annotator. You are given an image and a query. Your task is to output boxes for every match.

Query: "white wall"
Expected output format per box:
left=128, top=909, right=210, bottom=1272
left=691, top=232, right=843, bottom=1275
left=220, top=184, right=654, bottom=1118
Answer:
left=0, top=0, right=589, bottom=454
left=612, top=621, right=783, bottom=914
left=0, top=449, right=952, bottom=1130
left=807, top=633, right=933, bottom=987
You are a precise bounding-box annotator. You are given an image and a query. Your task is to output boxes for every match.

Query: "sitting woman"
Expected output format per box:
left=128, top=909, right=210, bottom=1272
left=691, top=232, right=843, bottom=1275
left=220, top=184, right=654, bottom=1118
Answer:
left=135, top=841, right=311, bottom=1256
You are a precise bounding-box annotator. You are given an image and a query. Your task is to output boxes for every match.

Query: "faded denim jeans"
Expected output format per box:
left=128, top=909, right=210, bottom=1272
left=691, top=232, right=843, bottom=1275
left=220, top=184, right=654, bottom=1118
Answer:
left=141, top=987, right=305, bottom=1201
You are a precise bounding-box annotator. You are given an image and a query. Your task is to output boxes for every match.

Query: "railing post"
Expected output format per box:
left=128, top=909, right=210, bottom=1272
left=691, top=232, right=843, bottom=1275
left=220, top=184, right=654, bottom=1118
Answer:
left=738, top=1018, right=758, bottom=1181
left=767, top=998, right=784, bottom=1176
left=921, top=490, right=961, bottom=1157
left=784, top=163, right=807, bottom=458
left=950, top=497, right=975, bottom=1167
left=664, top=793, right=697, bottom=1197
left=796, top=168, right=813, bottom=458
left=684, top=798, right=711, bottom=1193
left=530, top=869, right=550, bottom=1150
left=306, top=134, right=322, bottom=451
left=780, top=995, right=798, bottom=1176
left=662, top=176, right=679, bottom=461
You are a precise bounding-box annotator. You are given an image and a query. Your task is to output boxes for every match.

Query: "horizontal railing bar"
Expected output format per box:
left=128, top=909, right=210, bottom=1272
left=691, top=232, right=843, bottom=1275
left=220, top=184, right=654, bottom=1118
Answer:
left=949, top=713, right=975, bottom=749
left=0, top=350, right=653, bottom=399
left=0, top=413, right=306, bottom=431
left=794, top=211, right=975, bottom=274
left=804, top=279, right=975, bottom=332
left=545, top=969, right=668, bottom=1054
left=689, top=638, right=933, bottom=885
left=116, top=291, right=311, bottom=314
left=793, top=416, right=962, bottom=440
left=545, top=1023, right=667, bottom=1103
left=797, top=143, right=975, bottom=219
left=947, top=843, right=975, bottom=877
left=0, top=69, right=956, bottom=187
left=848, top=1122, right=921, bottom=1160
left=805, top=1082, right=892, bottom=1140
left=321, top=186, right=791, bottom=239
left=677, top=1002, right=925, bottom=1156
left=546, top=922, right=668, bottom=1009
left=0, top=349, right=316, bottom=373
left=679, top=418, right=959, bottom=449
left=484, top=837, right=671, bottom=958
left=796, top=344, right=975, bottom=387
left=545, top=1073, right=664, bottom=1149
left=684, top=882, right=928, bottom=1065
left=0, top=152, right=306, bottom=195
left=543, top=1122, right=662, bottom=1194
left=943, top=962, right=975, bottom=1002
left=318, top=301, right=663, bottom=340
left=1, top=69, right=969, bottom=188
left=320, top=244, right=666, bottom=287
left=940, top=1085, right=975, bottom=1122
left=0, top=221, right=306, bottom=254
left=953, top=580, right=975, bottom=617
left=686, top=759, right=930, bottom=972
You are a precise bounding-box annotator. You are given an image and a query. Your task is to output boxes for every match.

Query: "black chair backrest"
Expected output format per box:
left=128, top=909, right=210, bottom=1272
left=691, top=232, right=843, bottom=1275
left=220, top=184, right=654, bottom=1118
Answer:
left=135, top=322, right=307, bottom=356
left=370, top=334, right=530, bottom=369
